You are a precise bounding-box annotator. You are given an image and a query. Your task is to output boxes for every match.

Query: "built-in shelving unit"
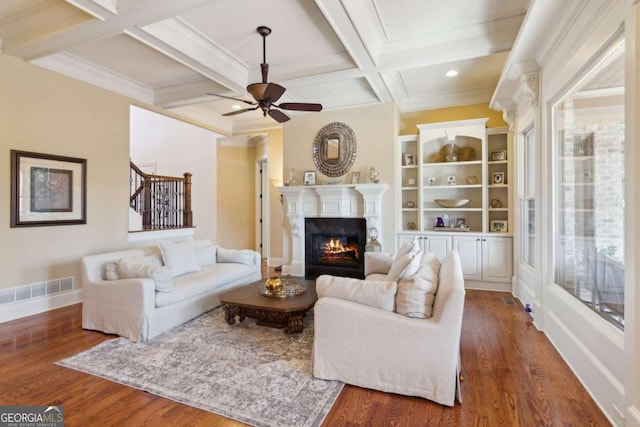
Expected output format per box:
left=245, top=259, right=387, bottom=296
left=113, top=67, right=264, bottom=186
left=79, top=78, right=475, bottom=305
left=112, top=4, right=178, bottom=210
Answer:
left=396, top=118, right=514, bottom=290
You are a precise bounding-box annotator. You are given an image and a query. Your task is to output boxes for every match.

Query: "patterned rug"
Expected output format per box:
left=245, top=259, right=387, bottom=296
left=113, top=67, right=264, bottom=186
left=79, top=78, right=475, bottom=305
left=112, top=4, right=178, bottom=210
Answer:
left=57, top=307, right=342, bottom=427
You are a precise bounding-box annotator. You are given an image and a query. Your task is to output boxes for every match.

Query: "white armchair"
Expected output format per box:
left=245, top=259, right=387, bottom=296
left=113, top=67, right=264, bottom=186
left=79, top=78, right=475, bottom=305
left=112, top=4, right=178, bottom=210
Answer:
left=312, top=250, right=465, bottom=406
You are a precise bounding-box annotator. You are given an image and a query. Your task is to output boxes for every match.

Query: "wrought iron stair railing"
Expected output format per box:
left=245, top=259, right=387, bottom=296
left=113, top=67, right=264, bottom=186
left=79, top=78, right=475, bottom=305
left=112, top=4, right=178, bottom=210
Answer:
left=130, top=161, right=192, bottom=230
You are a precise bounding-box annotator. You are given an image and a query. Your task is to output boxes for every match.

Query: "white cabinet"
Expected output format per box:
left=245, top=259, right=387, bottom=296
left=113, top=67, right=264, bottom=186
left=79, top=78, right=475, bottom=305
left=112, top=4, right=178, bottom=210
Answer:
left=452, top=235, right=513, bottom=284
left=397, top=233, right=451, bottom=261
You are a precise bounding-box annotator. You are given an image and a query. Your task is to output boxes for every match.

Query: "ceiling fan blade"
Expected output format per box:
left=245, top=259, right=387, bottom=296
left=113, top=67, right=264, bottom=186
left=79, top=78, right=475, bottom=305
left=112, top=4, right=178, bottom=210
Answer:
left=263, top=83, right=286, bottom=102
left=277, top=102, right=323, bottom=112
left=222, top=106, right=259, bottom=117
left=207, top=93, right=255, bottom=105
left=268, top=109, right=290, bottom=123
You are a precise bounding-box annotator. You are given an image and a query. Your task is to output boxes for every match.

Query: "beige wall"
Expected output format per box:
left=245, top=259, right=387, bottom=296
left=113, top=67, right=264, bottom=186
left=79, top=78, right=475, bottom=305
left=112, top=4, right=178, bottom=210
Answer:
left=216, top=142, right=256, bottom=249
left=0, top=54, right=131, bottom=290
left=283, top=102, right=398, bottom=251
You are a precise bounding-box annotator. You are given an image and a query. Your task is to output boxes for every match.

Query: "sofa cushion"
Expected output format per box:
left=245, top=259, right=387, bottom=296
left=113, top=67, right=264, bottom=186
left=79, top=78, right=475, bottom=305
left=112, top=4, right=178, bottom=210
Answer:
left=217, top=247, right=256, bottom=266
left=158, top=240, right=202, bottom=277
left=396, top=253, right=440, bottom=318
left=364, top=252, right=394, bottom=277
left=155, top=263, right=258, bottom=307
left=316, top=274, right=397, bottom=311
left=118, top=258, right=174, bottom=292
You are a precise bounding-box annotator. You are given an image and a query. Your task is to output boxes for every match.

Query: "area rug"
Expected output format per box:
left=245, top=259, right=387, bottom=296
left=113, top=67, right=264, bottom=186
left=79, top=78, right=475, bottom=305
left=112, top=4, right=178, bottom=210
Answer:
left=56, top=308, right=343, bottom=427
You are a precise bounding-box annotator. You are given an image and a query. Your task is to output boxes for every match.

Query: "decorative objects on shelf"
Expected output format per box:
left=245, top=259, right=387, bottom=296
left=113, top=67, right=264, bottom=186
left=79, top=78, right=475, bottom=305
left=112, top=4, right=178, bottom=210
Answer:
left=365, top=227, right=382, bottom=252
left=312, top=122, right=356, bottom=177
left=260, top=277, right=307, bottom=298
left=466, top=175, right=478, bottom=184
left=367, top=166, right=380, bottom=183
left=304, top=171, right=316, bottom=185
left=434, top=199, right=471, bottom=208
left=285, top=168, right=298, bottom=186
left=491, top=150, right=507, bottom=161
left=430, top=144, right=476, bottom=163
left=490, top=220, right=508, bottom=233
left=407, top=222, right=417, bottom=230
left=405, top=201, right=415, bottom=208
left=492, top=172, right=505, bottom=184
left=490, top=199, right=503, bottom=208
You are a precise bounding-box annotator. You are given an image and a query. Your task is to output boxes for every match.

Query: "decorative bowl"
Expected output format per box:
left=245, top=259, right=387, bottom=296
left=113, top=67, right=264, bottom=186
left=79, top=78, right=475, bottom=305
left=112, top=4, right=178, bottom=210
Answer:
left=434, top=199, right=471, bottom=208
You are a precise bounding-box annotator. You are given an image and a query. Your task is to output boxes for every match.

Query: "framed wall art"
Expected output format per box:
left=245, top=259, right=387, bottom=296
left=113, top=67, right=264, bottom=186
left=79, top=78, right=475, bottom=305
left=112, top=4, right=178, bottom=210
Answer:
left=350, top=171, right=360, bottom=184
left=10, top=150, right=87, bottom=227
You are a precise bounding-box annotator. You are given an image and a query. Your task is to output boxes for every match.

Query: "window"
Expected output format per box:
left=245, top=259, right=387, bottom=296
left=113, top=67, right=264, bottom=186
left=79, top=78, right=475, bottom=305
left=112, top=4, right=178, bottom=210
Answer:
left=553, top=37, right=625, bottom=328
left=521, top=125, right=535, bottom=268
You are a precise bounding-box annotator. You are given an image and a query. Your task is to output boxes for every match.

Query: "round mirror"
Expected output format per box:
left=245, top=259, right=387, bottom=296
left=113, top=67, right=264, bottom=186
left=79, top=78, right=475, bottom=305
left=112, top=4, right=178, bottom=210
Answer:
left=312, top=122, right=357, bottom=177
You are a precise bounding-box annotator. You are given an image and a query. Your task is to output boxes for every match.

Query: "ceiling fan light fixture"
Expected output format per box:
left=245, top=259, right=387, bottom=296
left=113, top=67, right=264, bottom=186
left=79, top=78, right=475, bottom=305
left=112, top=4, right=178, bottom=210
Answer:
left=207, top=26, right=323, bottom=123
left=247, top=83, right=268, bottom=101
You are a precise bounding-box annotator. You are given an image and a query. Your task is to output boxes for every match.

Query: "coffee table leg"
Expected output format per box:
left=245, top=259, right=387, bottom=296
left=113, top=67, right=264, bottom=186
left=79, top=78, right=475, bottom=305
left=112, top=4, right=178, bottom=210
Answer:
left=285, top=313, right=304, bottom=334
left=224, top=305, right=246, bottom=325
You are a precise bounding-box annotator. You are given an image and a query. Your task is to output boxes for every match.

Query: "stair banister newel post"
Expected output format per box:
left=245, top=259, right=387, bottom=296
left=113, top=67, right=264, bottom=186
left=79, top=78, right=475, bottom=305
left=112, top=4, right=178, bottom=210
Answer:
left=183, top=172, right=193, bottom=227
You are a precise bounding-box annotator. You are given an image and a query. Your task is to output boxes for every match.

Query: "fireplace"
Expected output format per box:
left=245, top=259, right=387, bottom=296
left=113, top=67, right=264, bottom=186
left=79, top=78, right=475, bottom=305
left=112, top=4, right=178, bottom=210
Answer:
left=305, top=217, right=366, bottom=279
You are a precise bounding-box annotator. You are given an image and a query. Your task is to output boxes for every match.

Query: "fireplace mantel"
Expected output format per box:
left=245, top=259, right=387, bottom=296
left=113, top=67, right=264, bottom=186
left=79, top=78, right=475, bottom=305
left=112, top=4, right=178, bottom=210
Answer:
left=279, top=183, right=388, bottom=276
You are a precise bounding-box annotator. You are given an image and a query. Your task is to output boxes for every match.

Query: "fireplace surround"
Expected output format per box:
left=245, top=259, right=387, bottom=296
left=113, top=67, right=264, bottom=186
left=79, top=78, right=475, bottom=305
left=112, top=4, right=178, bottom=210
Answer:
left=279, top=183, right=388, bottom=277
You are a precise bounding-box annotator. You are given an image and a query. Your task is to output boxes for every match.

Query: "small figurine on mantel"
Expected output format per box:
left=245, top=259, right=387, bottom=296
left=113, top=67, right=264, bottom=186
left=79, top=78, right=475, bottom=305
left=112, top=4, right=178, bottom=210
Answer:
left=368, top=166, right=380, bottom=183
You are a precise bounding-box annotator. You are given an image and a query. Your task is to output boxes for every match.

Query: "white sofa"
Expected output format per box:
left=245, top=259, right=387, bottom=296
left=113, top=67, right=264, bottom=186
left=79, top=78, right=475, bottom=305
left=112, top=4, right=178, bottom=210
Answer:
left=313, top=248, right=465, bottom=406
left=81, top=239, right=261, bottom=342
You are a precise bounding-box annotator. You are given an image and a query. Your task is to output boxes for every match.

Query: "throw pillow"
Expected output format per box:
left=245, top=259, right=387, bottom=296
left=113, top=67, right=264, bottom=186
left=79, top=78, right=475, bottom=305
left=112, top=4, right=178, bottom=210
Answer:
left=316, top=274, right=397, bottom=311
left=158, top=240, right=201, bottom=278
left=118, top=258, right=174, bottom=292
left=194, top=244, right=217, bottom=266
left=104, top=262, right=119, bottom=280
left=396, top=262, right=439, bottom=319
left=217, top=247, right=255, bottom=266
left=386, top=249, right=423, bottom=281
left=399, top=249, right=423, bottom=279
left=395, top=238, right=420, bottom=259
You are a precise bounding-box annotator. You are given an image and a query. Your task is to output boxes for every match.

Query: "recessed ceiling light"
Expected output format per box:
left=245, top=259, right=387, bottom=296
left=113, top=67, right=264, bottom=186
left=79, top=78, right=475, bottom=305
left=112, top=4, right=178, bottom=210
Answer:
left=446, top=70, right=459, bottom=77
left=232, top=104, right=242, bottom=110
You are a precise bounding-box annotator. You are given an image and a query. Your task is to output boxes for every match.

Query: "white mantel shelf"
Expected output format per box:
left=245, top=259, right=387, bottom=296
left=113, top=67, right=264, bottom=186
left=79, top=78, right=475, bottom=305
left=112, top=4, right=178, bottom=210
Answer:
left=278, top=183, right=388, bottom=276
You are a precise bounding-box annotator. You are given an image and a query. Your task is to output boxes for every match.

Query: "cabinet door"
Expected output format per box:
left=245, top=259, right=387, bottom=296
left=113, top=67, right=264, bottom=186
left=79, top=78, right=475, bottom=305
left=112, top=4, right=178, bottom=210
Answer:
left=481, top=236, right=513, bottom=282
left=423, top=235, right=451, bottom=261
left=452, top=236, right=482, bottom=280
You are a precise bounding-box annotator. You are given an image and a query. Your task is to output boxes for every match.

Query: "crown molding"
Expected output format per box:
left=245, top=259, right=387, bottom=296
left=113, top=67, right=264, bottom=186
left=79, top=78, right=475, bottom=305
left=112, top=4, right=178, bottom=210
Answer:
left=31, top=52, right=154, bottom=104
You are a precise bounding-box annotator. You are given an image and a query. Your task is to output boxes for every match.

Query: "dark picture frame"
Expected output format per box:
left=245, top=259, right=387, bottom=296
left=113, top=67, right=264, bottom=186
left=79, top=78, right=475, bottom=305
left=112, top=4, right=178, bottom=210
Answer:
left=11, top=150, right=87, bottom=227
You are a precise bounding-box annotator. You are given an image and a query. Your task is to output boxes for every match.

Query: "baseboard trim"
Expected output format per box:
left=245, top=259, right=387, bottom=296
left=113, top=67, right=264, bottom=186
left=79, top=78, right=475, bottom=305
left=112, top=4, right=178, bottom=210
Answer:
left=464, top=280, right=512, bottom=292
left=0, top=290, right=82, bottom=323
left=627, top=405, right=640, bottom=427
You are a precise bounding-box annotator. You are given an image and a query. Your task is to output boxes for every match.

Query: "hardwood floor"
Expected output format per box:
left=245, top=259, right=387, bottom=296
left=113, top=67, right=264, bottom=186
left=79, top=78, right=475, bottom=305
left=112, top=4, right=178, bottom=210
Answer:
left=0, top=275, right=611, bottom=426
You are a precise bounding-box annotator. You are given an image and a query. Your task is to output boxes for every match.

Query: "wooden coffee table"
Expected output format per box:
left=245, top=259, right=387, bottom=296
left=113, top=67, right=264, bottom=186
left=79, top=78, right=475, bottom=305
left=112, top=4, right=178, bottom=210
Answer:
left=219, top=278, right=317, bottom=333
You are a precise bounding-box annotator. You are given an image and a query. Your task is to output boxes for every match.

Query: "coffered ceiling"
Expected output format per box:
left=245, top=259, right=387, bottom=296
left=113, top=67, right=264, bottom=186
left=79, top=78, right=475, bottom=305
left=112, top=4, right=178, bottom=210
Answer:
left=0, top=0, right=529, bottom=133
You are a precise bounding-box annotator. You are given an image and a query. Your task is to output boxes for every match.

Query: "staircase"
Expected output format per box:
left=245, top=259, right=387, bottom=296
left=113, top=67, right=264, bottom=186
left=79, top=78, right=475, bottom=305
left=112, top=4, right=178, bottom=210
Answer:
left=129, top=161, right=193, bottom=230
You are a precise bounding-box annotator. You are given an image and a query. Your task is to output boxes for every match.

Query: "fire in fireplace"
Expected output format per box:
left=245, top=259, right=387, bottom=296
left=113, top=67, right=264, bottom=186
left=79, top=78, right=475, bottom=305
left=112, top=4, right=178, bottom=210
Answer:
left=305, top=217, right=366, bottom=279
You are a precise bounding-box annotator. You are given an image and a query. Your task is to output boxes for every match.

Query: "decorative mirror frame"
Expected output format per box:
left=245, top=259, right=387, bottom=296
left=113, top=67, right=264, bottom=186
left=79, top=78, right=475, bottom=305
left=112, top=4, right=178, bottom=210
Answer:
left=312, top=122, right=357, bottom=177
